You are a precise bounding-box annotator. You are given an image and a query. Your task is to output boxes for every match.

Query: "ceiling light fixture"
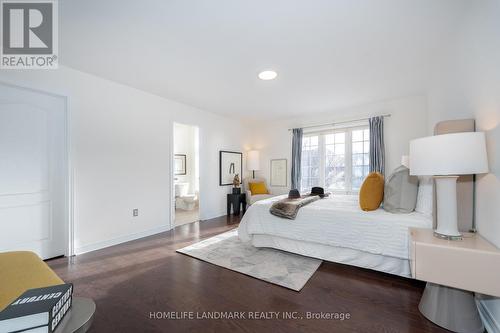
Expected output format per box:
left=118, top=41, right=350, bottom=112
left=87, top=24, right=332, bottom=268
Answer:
left=258, top=70, right=278, bottom=80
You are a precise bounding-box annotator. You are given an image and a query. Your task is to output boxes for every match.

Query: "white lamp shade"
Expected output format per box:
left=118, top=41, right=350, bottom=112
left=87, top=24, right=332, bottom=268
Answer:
left=409, top=132, right=489, bottom=176
left=247, top=150, right=260, bottom=171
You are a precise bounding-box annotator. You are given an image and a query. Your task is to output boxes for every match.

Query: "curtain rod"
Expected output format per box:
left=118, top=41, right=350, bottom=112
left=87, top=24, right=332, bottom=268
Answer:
left=287, top=114, right=391, bottom=131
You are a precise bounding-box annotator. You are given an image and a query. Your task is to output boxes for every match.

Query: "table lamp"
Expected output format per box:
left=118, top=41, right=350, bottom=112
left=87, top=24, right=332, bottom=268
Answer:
left=409, top=132, right=488, bottom=240
left=247, top=150, right=260, bottom=179
left=401, top=155, right=410, bottom=168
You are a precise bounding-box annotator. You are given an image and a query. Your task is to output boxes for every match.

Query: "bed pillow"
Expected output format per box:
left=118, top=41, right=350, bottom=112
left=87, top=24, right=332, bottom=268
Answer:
left=383, top=166, right=418, bottom=213
left=359, top=172, right=384, bottom=211
left=415, top=176, right=433, bottom=216
left=249, top=182, right=269, bottom=195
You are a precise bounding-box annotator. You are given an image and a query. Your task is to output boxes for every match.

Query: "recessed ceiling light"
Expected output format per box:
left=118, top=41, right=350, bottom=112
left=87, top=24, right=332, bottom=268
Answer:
left=258, top=70, right=278, bottom=80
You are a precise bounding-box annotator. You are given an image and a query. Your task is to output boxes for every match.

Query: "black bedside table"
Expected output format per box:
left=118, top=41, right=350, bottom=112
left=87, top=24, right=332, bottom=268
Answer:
left=227, top=193, right=247, bottom=215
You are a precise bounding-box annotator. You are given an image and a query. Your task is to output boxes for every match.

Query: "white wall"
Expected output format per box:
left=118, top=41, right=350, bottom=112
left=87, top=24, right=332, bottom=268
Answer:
left=0, top=66, right=245, bottom=254
left=427, top=0, right=500, bottom=329
left=245, top=95, right=428, bottom=194
left=428, top=0, right=500, bottom=250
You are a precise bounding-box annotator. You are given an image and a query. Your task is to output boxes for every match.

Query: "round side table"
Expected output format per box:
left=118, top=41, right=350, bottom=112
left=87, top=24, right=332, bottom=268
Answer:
left=54, top=297, right=96, bottom=333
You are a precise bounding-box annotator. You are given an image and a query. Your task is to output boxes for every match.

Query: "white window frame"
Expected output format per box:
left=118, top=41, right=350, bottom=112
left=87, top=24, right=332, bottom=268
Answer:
left=301, top=124, right=370, bottom=195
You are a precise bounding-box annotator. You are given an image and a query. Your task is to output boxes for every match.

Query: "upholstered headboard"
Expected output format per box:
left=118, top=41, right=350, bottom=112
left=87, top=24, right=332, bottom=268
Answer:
left=434, top=119, right=476, bottom=231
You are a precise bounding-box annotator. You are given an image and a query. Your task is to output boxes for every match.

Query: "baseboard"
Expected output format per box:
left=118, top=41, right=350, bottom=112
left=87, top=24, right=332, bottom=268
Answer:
left=200, top=210, right=228, bottom=221
left=75, top=211, right=233, bottom=255
left=74, top=225, right=172, bottom=255
left=477, top=299, right=500, bottom=333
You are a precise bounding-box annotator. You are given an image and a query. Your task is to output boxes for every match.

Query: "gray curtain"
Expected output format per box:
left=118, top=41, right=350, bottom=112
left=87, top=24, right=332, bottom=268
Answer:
left=291, top=128, right=303, bottom=190
left=369, top=116, right=385, bottom=175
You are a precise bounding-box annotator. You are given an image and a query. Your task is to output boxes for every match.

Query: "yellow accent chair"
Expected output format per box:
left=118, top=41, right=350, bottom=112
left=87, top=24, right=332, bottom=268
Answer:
left=0, top=251, right=64, bottom=310
left=243, top=177, right=276, bottom=205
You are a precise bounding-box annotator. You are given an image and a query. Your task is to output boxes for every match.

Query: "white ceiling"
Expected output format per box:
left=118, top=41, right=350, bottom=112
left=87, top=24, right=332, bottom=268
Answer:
left=60, top=0, right=468, bottom=120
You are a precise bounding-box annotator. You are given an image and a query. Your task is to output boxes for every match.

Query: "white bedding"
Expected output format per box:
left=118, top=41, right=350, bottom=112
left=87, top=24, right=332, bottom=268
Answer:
left=251, top=234, right=412, bottom=277
left=238, top=194, right=432, bottom=260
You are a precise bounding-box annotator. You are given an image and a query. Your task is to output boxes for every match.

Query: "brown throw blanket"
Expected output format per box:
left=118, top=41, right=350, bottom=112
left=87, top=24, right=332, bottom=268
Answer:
left=269, top=196, right=320, bottom=220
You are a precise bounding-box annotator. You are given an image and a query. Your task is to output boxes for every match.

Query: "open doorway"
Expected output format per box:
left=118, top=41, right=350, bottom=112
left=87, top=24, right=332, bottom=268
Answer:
left=173, top=123, right=200, bottom=226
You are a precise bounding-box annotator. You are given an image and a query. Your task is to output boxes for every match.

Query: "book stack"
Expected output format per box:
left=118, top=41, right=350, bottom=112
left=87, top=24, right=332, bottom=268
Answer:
left=0, top=283, right=73, bottom=333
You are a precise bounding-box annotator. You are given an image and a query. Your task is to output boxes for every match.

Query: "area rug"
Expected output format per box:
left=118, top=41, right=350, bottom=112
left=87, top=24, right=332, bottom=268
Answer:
left=176, top=229, right=322, bottom=291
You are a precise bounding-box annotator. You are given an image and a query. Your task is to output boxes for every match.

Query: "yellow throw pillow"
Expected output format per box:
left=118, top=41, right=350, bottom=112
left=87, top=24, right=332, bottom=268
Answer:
left=249, top=182, right=269, bottom=195
left=359, top=172, right=385, bottom=211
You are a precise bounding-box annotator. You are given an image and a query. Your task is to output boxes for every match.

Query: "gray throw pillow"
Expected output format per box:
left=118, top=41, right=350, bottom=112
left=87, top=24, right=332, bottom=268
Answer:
left=383, top=166, right=418, bottom=213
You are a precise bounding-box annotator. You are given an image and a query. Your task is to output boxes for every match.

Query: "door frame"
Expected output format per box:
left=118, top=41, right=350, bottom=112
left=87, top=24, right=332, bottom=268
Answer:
left=0, top=80, right=74, bottom=257
left=170, top=121, right=175, bottom=230
left=171, top=121, right=200, bottom=229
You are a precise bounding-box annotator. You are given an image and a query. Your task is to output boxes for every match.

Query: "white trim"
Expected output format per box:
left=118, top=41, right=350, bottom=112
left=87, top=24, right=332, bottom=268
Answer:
left=74, top=211, right=228, bottom=255
left=170, top=121, right=176, bottom=230
left=477, top=299, right=500, bottom=333
left=64, top=95, right=74, bottom=257
left=74, top=225, right=172, bottom=255
left=202, top=211, right=227, bottom=221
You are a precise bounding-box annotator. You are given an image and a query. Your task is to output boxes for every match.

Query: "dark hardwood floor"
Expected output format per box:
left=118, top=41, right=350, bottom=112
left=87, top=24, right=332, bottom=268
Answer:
left=47, top=215, right=447, bottom=333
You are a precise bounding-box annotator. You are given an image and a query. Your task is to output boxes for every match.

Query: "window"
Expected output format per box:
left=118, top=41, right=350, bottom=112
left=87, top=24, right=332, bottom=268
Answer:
left=351, top=128, right=370, bottom=191
left=300, top=126, right=370, bottom=193
left=301, top=135, right=319, bottom=189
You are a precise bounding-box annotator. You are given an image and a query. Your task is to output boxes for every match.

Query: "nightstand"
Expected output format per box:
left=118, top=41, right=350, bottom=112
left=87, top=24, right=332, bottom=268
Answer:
left=409, top=227, right=500, bottom=333
left=227, top=193, right=246, bottom=216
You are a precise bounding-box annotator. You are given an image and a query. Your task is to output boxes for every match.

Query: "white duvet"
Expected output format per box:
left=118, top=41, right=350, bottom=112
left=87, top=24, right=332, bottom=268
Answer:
left=238, top=194, right=432, bottom=260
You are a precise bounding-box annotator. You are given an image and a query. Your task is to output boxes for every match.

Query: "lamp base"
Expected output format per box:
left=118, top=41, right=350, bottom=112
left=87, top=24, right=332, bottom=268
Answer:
left=433, top=231, right=463, bottom=241
left=419, top=283, right=484, bottom=333
left=434, top=176, right=462, bottom=241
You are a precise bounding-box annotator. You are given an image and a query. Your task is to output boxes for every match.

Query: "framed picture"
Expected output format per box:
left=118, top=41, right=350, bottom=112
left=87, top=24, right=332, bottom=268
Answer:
left=270, top=159, right=287, bottom=187
left=174, top=154, right=186, bottom=175
left=219, top=150, right=242, bottom=186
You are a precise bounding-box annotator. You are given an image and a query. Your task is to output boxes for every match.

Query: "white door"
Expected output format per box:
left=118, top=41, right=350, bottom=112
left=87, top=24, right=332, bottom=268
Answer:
left=0, top=83, right=67, bottom=259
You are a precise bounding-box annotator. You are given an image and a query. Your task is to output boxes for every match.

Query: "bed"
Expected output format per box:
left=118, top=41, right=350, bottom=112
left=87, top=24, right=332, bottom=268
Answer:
left=237, top=194, right=433, bottom=277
